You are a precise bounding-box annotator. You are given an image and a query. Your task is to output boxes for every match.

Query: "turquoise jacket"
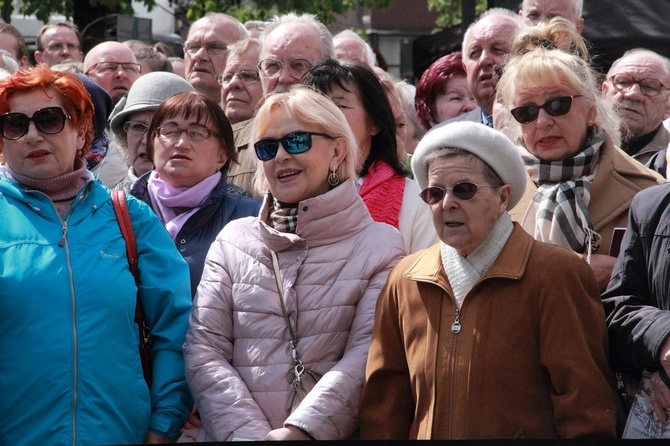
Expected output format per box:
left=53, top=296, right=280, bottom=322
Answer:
left=0, top=169, right=193, bottom=445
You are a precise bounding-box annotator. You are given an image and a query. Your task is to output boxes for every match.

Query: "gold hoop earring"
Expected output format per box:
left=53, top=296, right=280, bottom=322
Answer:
left=328, top=167, right=340, bottom=186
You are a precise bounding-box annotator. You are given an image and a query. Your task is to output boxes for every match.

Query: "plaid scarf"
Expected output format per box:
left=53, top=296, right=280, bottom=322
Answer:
left=520, top=128, right=605, bottom=256
left=269, top=199, right=299, bottom=233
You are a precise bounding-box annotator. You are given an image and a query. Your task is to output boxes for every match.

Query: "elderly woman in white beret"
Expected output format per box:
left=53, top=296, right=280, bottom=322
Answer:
left=359, top=121, right=617, bottom=440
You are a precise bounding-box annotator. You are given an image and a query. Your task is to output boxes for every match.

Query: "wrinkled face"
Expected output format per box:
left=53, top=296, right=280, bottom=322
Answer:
left=521, top=0, right=583, bottom=33
left=462, top=15, right=519, bottom=114
left=258, top=107, right=344, bottom=204
left=325, top=82, right=379, bottom=172
left=37, top=26, right=83, bottom=66
left=84, top=43, right=140, bottom=104
left=515, top=83, right=596, bottom=161
left=220, top=47, right=263, bottom=124
left=259, top=23, right=326, bottom=94
left=184, top=18, right=242, bottom=102
left=1, top=88, right=85, bottom=179
left=124, top=110, right=155, bottom=177
left=431, top=75, right=477, bottom=125
left=602, top=52, right=670, bottom=141
left=427, top=155, right=509, bottom=256
left=152, top=114, right=227, bottom=188
left=334, top=36, right=371, bottom=66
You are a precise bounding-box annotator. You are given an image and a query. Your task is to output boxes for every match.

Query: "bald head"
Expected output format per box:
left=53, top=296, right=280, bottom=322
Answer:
left=85, top=42, right=140, bottom=104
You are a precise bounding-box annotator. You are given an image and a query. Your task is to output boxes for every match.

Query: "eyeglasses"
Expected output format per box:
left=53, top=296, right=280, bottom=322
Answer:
left=258, top=58, right=312, bottom=79
left=610, top=73, right=667, bottom=97
left=217, top=71, right=260, bottom=85
left=123, top=121, right=149, bottom=136
left=419, top=182, right=500, bottom=204
left=254, top=131, right=333, bottom=161
left=157, top=125, right=219, bottom=141
left=0, top=107, right=70, bottom=140
left=85, top=61, right=141, bottom=75
left=510, top=95, right=580, bottom=124
left=183, top=41, right=228, bottom=56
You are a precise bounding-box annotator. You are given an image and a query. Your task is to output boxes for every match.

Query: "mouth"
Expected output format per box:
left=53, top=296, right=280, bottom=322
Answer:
left=170, top=154, right=191, bottom=161
left=445, top=221, right=464, bottom=228
left=26, top=149, right=50, bottom=160
left=537, top=136, right=561, bottom=145
left=276, top=169, right=301, bottom=180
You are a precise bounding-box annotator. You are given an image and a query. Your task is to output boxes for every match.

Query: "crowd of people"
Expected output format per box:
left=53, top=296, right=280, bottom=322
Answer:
left=3, top=0, right=670, bottom=442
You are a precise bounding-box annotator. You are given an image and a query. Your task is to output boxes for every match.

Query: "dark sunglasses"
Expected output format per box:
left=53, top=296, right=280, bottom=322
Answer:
left=510, top=95, right=581, bottom=124
left=0, top=107, right=70, bottom=140
left=254, top=131, right=333, bottom=161
left=419, top=182, right=500, bottom=204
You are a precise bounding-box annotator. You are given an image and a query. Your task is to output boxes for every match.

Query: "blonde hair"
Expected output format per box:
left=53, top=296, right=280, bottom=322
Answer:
left=250, top=85, right=359, bottom=195
left=496, top=18, right=621, bottom=145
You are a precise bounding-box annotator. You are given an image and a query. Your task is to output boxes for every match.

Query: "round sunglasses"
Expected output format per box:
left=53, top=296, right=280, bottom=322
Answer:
left=419, top=182, right=500, bottom=204
left=510, top=95, right=581, bottom=124
left=0, top=107, right=70, bottom=140
left=254, top=131, right=333, bottom=161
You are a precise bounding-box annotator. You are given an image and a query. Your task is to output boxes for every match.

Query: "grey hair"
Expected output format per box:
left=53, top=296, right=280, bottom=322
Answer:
left=0, top=50, right=19, bottom=72
left=462, top=7, right=525, bottom=52
left=260, top=12, right=334, bottom=59
left=607, top=48, right=670, bottom=83
left=333, top=29, right=376, bottom=67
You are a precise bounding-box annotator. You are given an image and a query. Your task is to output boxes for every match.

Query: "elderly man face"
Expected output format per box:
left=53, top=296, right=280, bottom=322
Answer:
left=520, top=0, right=584, bottom=33
left=184, top=16, right=244, bottom=103
left=334, top=36, right=372, bottom=67
left=259, top=22, right=327, bottom=94
left=462, top=14, right=520, bottom=116
left=602, top=51, right=670, bottom=141
left=35, top=26, right=83, bottom=66
left=220, top=45, right=263, bottom=124
left=84, top=42, right=141, bottom=105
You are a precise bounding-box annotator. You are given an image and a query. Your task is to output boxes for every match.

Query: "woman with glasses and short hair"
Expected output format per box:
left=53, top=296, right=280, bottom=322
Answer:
left=495, top=18, right=663, bottom=291
left=129, top=91, right=260, bottom=297
left=183, top=86, right=405, bottom=441
left=0, top=64, right=193, bottom=444
left=361, top=121, right=617, bottom=439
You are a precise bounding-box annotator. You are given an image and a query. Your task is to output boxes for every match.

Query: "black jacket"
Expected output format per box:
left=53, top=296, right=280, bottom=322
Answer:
left=131, top=172, right=261, bottom=296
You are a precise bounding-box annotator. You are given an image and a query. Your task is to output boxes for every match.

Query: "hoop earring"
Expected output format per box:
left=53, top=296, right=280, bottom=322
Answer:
left=328, top=167, right=340, bottom=186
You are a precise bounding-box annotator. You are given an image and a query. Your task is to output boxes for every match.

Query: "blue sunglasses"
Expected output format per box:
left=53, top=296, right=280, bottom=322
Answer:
left=254, top=131, right=333, bottom=161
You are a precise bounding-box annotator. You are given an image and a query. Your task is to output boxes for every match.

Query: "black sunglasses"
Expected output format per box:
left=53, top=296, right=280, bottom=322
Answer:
left=419, top=182, right=500, bottom=204
left=0, top=107, right=70, bottom=140
left=254, top=131, right=333, bottom=161
left=510, top=95, right=581, bottom=124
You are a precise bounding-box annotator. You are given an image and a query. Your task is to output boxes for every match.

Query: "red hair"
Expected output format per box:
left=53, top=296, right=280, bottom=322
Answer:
left=0, top=64, right=95, bottom=153
left=415, top=51, right=467, bottom=130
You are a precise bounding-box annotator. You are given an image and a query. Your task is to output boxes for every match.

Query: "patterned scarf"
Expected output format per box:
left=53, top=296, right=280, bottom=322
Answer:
left=269, top=198, right=299, bottom=233
left=85, top=133, right=108, bottom=170
left=520, top=128, right=605, bottom=256
left=358, top=160, right=405, bottom=229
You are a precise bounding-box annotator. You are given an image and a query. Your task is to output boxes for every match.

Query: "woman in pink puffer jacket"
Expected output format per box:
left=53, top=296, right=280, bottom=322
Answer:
left=183, top=86, right=406, bottom=441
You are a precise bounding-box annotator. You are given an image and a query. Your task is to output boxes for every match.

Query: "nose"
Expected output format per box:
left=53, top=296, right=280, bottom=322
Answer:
left=622, top=82, right=643, bottom=98
left=535, top=108, right=555, bottom=128
left=277, top=65, right=298, bottom=89
left=24, top=121, right=43, bottom=142
left=192, top=46, right=210, bottom=61
left=479, top=49, right=494, bottom=67
left=273, top=141, right=291, bottom=163
left=463, top=97, right=476, bottom=113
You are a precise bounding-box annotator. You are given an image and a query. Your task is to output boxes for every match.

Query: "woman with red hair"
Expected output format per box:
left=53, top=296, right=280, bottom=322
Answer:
left=0, top=65, right=193, bottom=444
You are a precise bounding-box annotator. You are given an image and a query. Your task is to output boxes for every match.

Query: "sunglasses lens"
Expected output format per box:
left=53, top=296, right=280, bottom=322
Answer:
left=254, top=140, right=278, bottom=161
left=452, top=182, right=478, bottom=200
left=510, top=105, right=539, bottom=124
left=2, top=114, right=29, bottom=139
left=419, top=186, right=445, bottom=205
left=546, top=97, right=572, bottom=117
left=284, top=132, right=312, bottom=154
left=33, top=108, right=66, bottom=134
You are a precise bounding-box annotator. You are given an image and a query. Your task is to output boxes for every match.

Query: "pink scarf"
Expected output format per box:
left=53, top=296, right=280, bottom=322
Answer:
left=147, top=171, right=221, bottom=239
left=359, top=161, right=405, bottom=229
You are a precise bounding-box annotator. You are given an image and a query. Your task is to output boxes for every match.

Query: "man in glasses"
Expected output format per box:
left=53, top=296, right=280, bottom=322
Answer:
left=219, top=39, right=262, bottom=126
left=184, top=12, right=248, bottom=103
left=84, top=41, right=141, bottom=105
left=602, top=49, right=670, bottom=165
left=33, top=22, right=83, bottom=67
left=227, top=13, right=334, bottom=196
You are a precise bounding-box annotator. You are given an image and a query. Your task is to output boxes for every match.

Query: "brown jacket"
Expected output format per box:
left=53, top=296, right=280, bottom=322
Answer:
left=360, top=224, right=616, bottom=439
left=510, top=134, right=664, bottom=256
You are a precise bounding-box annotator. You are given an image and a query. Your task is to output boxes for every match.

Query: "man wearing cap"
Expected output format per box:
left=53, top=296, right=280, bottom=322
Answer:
left=360, top=122, right=616, bottom=440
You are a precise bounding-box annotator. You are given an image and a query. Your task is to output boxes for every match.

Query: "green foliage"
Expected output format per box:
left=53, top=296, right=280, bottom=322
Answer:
left=427, top=0, right=488, bottom=29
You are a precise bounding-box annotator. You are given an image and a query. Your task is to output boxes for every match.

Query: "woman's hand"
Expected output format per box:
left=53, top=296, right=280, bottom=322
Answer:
left=586, top=253, right=616, bottom=291
left=181, top=405, right=201, bottom=433
left=264, top=426, right=311, bottom=441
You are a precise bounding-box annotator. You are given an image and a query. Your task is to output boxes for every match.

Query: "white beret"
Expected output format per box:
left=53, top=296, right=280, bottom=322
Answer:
left=411, top=121, right=527, bottom=209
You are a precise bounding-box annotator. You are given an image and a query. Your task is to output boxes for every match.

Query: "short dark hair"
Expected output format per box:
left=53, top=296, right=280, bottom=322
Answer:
left=135, top=47, right=173, bottom=73
left=302, top=58, right=406, bottom=177
left=36, top=22, right=81, bottom=52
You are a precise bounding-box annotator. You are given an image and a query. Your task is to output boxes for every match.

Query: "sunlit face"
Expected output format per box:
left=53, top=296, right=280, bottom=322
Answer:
left=259, top=23, right=325, bottom=94
left=602, top=52, right=670, bottom=141
left=84, top=42, right=140, bottom=104
left=326, top=82, right=379, bottom=172
left=35, top=26, right=83, bottom=66
left=334, top=36, right=371, bottom=66
left=515, top=83, right=596, bottom=161
left=462, top=15, right=519, bottom=114
left=152, top=114, right=227, bottom=188
left=1, top=88, right=85, bottom=179
left=184, top=17, right=242, bottom=102
left=258, top=107, right=345, bottom=204
left=124, top=110, right=155, bottom=177
left=431, top=75, right=477, bottom=125
left=521, top=0, right=584, bottom=33
left=427, top=155, right=509, bottom=256
left=221, top=47, right=263, bottom=124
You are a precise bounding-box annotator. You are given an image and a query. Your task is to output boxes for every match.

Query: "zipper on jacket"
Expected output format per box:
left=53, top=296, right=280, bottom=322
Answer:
left=451, top=307, right=461, bottom=333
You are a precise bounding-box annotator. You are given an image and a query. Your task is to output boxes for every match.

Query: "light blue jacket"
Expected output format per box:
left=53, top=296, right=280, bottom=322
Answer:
left=0, top=169, right=193, bottom=445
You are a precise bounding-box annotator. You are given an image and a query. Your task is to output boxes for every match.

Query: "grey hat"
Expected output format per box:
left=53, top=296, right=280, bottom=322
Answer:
left=109, top=71, right=195, bottom=134
left=411, top=121, right=527, bottom=210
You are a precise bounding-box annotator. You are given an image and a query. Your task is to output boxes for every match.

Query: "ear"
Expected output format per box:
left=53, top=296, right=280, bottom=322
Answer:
left=76, top=126, right=86, bottom=152
left=368, top=118, right=381, bottom=137
left=330, top=136, right=348, bottom=168
left=497, top=184, right=512, bottom=215
left=33, top=51, right=43, bottom=64
left=586, top=105, right=597, bottom=127
left=216, top=147, right=228, bottom=170
left=576, top=18, right=585, bottom=34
